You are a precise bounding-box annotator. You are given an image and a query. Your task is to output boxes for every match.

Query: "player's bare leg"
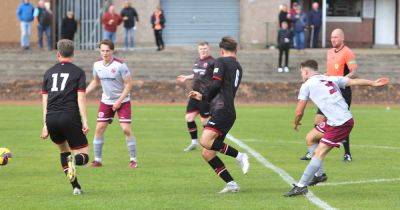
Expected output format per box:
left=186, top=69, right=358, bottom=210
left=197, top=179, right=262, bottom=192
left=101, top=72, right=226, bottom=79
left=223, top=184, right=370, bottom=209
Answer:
left=285, top=143, right=332, bottom=197
left=120, top=122, right=137, bottom=168
left=300, top=114, right=326, bottom=160
left=184, top=111, right=200, bottom=152
left=304, top=129, right=327, bottom=186
left=91, top=122, right=109, bottom=167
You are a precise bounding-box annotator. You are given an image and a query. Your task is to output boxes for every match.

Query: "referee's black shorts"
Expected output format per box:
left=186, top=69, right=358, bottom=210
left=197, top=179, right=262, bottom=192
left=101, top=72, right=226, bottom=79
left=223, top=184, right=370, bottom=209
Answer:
left=317, top=87, right=352, bottom=115
left=46, top=111, right=88, bottom=150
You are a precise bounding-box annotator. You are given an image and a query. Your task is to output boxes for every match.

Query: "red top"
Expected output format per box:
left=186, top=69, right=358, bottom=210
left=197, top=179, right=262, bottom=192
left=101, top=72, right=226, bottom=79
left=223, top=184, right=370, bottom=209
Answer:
left=102, top=12, right=122, bottom=32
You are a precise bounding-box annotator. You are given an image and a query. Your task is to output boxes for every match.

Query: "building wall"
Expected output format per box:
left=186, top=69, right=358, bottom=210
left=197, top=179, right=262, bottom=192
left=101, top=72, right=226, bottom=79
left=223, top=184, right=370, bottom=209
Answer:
left=326, top=19, right=374, bottom=48
left=0, top=0, right=39, bottom=47
left=239, top=0, right=289, bottom=48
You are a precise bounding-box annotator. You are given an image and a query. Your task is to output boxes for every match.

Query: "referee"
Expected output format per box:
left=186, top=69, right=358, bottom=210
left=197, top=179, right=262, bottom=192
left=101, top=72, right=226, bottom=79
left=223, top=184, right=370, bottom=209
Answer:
left=318, top=28, right=357, bottom=162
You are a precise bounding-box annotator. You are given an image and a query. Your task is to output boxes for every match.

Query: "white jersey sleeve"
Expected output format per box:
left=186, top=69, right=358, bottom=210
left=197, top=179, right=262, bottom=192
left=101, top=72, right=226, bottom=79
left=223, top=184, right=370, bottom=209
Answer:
left=329, top=76, right=349, bottom=89
left=93, top=63, right=98, bottom=77
left=119, top=63, right=131, bottom=78
left=298, top=83, right=310, bottom=101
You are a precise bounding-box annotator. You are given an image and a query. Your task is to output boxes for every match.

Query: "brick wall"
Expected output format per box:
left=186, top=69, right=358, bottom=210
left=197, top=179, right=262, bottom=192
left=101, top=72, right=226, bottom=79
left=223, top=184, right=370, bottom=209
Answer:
left=326, top=19, right=374, bottom=48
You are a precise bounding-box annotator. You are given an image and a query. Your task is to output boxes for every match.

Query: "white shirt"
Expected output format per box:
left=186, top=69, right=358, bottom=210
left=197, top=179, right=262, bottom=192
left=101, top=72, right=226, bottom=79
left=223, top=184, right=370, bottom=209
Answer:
left=298, top=75, right=352, bottom=126
left=93, top=58, right=131, bottom=105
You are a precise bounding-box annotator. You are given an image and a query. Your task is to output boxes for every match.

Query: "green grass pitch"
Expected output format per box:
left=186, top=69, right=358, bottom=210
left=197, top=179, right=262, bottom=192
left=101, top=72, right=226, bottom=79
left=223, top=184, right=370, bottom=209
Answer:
left=0, top=104, right=399, bottom=209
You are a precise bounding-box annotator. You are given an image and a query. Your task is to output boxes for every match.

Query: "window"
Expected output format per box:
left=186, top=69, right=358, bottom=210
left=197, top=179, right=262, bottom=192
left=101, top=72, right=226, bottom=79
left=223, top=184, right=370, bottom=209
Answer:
left=327, top=0, right=363, bottom=17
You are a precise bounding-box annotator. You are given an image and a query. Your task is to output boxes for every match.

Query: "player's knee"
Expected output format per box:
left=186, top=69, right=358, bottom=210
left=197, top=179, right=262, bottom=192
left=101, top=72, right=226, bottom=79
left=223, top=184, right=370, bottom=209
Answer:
left=122, top=128, right=131, bottom=137
left=96, top=124, right=107, bottom=135
left=185, top=114, right=195, bottom=122
left=199, top=138, right=212, bottom=150
left=201, top=149, right=214, bottom=160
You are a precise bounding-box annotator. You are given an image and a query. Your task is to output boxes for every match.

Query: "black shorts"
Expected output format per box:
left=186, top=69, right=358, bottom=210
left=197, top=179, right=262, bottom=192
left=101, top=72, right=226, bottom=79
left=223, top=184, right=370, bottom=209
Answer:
left=46, top=112, right=88, bottom=150
left=317, top=87, right=352, bottom=115
left=204, top=109, right=235, bottom=139
left=186, top=98, right=211, bottom=118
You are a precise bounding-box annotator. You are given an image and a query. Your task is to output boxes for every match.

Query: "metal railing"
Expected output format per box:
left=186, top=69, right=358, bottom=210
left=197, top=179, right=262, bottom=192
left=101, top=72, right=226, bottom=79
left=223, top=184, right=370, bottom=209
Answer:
left=57, top=0, right=107, bottom=50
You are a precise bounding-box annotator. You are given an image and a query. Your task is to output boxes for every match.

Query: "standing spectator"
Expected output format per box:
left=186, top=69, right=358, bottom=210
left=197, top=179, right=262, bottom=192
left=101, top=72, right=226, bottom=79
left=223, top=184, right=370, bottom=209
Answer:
left=308, top=2, right=322, bottom=48
left=16, top=0, right=35, bottom=50
left=278, top=4, right=290, bottom=26
left=288, top=2, right=298, bottom=20
left=277, top=21, right=292, bottom=73
left=291, top=6, right=307, bottom=52
left=61, top=11, right=78, bottom=41
left=102, top=5, right=122, bottom=43
left=120, top=1, right=139, bottom=51
left=151, top=6, right=165, bottom=51
left=34, top=0, right=53, bottom=50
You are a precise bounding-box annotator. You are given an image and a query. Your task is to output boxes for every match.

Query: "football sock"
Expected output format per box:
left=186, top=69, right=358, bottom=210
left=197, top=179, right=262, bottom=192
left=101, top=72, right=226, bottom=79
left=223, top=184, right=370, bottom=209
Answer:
left=211, top=141, right=239, bottom=158
left=343, top=138, right=351, bottom=155
left=315, top=163, right=324, bottom=177
left=74, top=153, right=89, bottom=165
left=308, top=144, right=318, bottom=155
left=187, top=121, right=198, bottom=141
left=298, top=157, right=322, bottom=187
left=60, top=152, right=81, bottom=189
left=126, top=137, right=137, bottom=160
left=93, top=136, right=104, bottom=162
left=208, top=156, right=234, bottom=183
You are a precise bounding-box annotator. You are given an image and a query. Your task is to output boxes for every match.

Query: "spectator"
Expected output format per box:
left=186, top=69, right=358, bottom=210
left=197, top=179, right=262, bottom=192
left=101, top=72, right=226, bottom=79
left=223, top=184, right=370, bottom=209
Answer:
left=102, top=5, right=122, bottom=43
left=16, top=0, right=35, bottom=50
left=308, top=2, right=322, bottom=48
left=291, top=5, right=307, bottom=52
left=277, top=21, right=292, bottom=73
left=151, top=6, right=165, bottom=51
left=120, top=0, right=139, bottom=50
left=61, top=11, right=78, bottom=41
left=34, top=0, right=53, bottom=50
left=288, top=2, right=298, bottom=20
left=278, top=4, right=290, bottom=27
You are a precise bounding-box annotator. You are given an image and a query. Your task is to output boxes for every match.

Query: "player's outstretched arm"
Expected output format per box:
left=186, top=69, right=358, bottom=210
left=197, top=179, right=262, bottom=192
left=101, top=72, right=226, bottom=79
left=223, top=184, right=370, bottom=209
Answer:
left=293, top=100, right=308, bottom=131
left=86, top=76, right=100, bottom=95
left=176, top=74, right=194, bottom=83
left=346, top=77, right=389, bottom=87
left=40, top=94, right=49, bottom=139
left=78, top=92, right=89, bottom=135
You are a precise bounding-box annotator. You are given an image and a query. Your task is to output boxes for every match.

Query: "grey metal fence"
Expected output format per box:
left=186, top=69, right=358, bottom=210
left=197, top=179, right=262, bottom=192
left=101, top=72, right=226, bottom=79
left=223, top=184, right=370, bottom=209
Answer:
left=57, top=0, right=106, bottom=50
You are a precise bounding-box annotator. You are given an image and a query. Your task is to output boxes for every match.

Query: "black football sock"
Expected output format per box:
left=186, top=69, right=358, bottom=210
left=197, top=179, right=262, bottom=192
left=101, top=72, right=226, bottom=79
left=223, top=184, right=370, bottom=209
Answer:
left=343, top=138, right=351, bottom=156
left=187, top=121, right=198, bottom=141
left=208, top=156, right=234, bottom=183
left=60, top=152, right=81, bottom=189
left=74, top=153, right=89, bottom=166
left=211, top=140, right=239, bottom=158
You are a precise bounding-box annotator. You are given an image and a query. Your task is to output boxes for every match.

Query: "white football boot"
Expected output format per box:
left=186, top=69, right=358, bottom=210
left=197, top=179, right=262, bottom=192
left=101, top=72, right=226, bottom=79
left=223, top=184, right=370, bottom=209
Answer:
left=219, top=181, right=240, bottom=194
left=72, top=187, right=82, bottom=195
left=237, top=153, right=250, bottom=174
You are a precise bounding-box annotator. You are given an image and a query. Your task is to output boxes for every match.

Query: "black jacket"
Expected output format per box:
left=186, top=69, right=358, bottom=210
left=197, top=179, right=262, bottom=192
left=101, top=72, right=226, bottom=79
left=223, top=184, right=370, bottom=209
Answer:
left=150, top=11, right=165, bottom=29
left=277, top=29, right=292, bottom=47
left=120, top=7, right=139, bottom=28
left=61, top=17, right=77, bottom=37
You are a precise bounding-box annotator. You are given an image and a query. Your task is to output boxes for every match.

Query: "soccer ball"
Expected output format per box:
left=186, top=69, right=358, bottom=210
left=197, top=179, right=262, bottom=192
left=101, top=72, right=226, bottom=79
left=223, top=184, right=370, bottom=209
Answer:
left=0, top=148, right=12, bottom=166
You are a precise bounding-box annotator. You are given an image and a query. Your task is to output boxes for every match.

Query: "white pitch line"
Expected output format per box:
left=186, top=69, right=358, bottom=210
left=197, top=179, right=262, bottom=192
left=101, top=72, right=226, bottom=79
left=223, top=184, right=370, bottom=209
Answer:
left=241, top=138, right=400, bottom=151
left=226, top=134, right=336, bottom=210
left=319, top=178, right=400, bottom=186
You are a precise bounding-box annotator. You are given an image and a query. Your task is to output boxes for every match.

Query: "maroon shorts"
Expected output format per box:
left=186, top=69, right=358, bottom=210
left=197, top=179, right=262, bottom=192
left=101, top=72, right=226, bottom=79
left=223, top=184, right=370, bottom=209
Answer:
left=97, top=101, right=131, bottom=123
left=316, top=118, right=354, bottom=148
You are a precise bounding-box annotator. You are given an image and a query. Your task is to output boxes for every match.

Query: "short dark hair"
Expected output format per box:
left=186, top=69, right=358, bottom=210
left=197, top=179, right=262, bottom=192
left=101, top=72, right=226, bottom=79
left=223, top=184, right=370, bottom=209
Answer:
left=300, top=60, right=319, bottom=71
left=57, top=39, right=74, bottom=58
left=198, top=41, right=209, bottom=46
left=99, top=39, right=115, bottom=50
left=219, top=36, right=237, bottom=52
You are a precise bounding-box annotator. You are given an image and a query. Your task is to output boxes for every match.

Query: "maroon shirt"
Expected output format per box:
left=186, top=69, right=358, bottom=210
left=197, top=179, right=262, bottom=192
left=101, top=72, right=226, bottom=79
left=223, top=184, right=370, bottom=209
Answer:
left=102, top=12, right=122, bottom=32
